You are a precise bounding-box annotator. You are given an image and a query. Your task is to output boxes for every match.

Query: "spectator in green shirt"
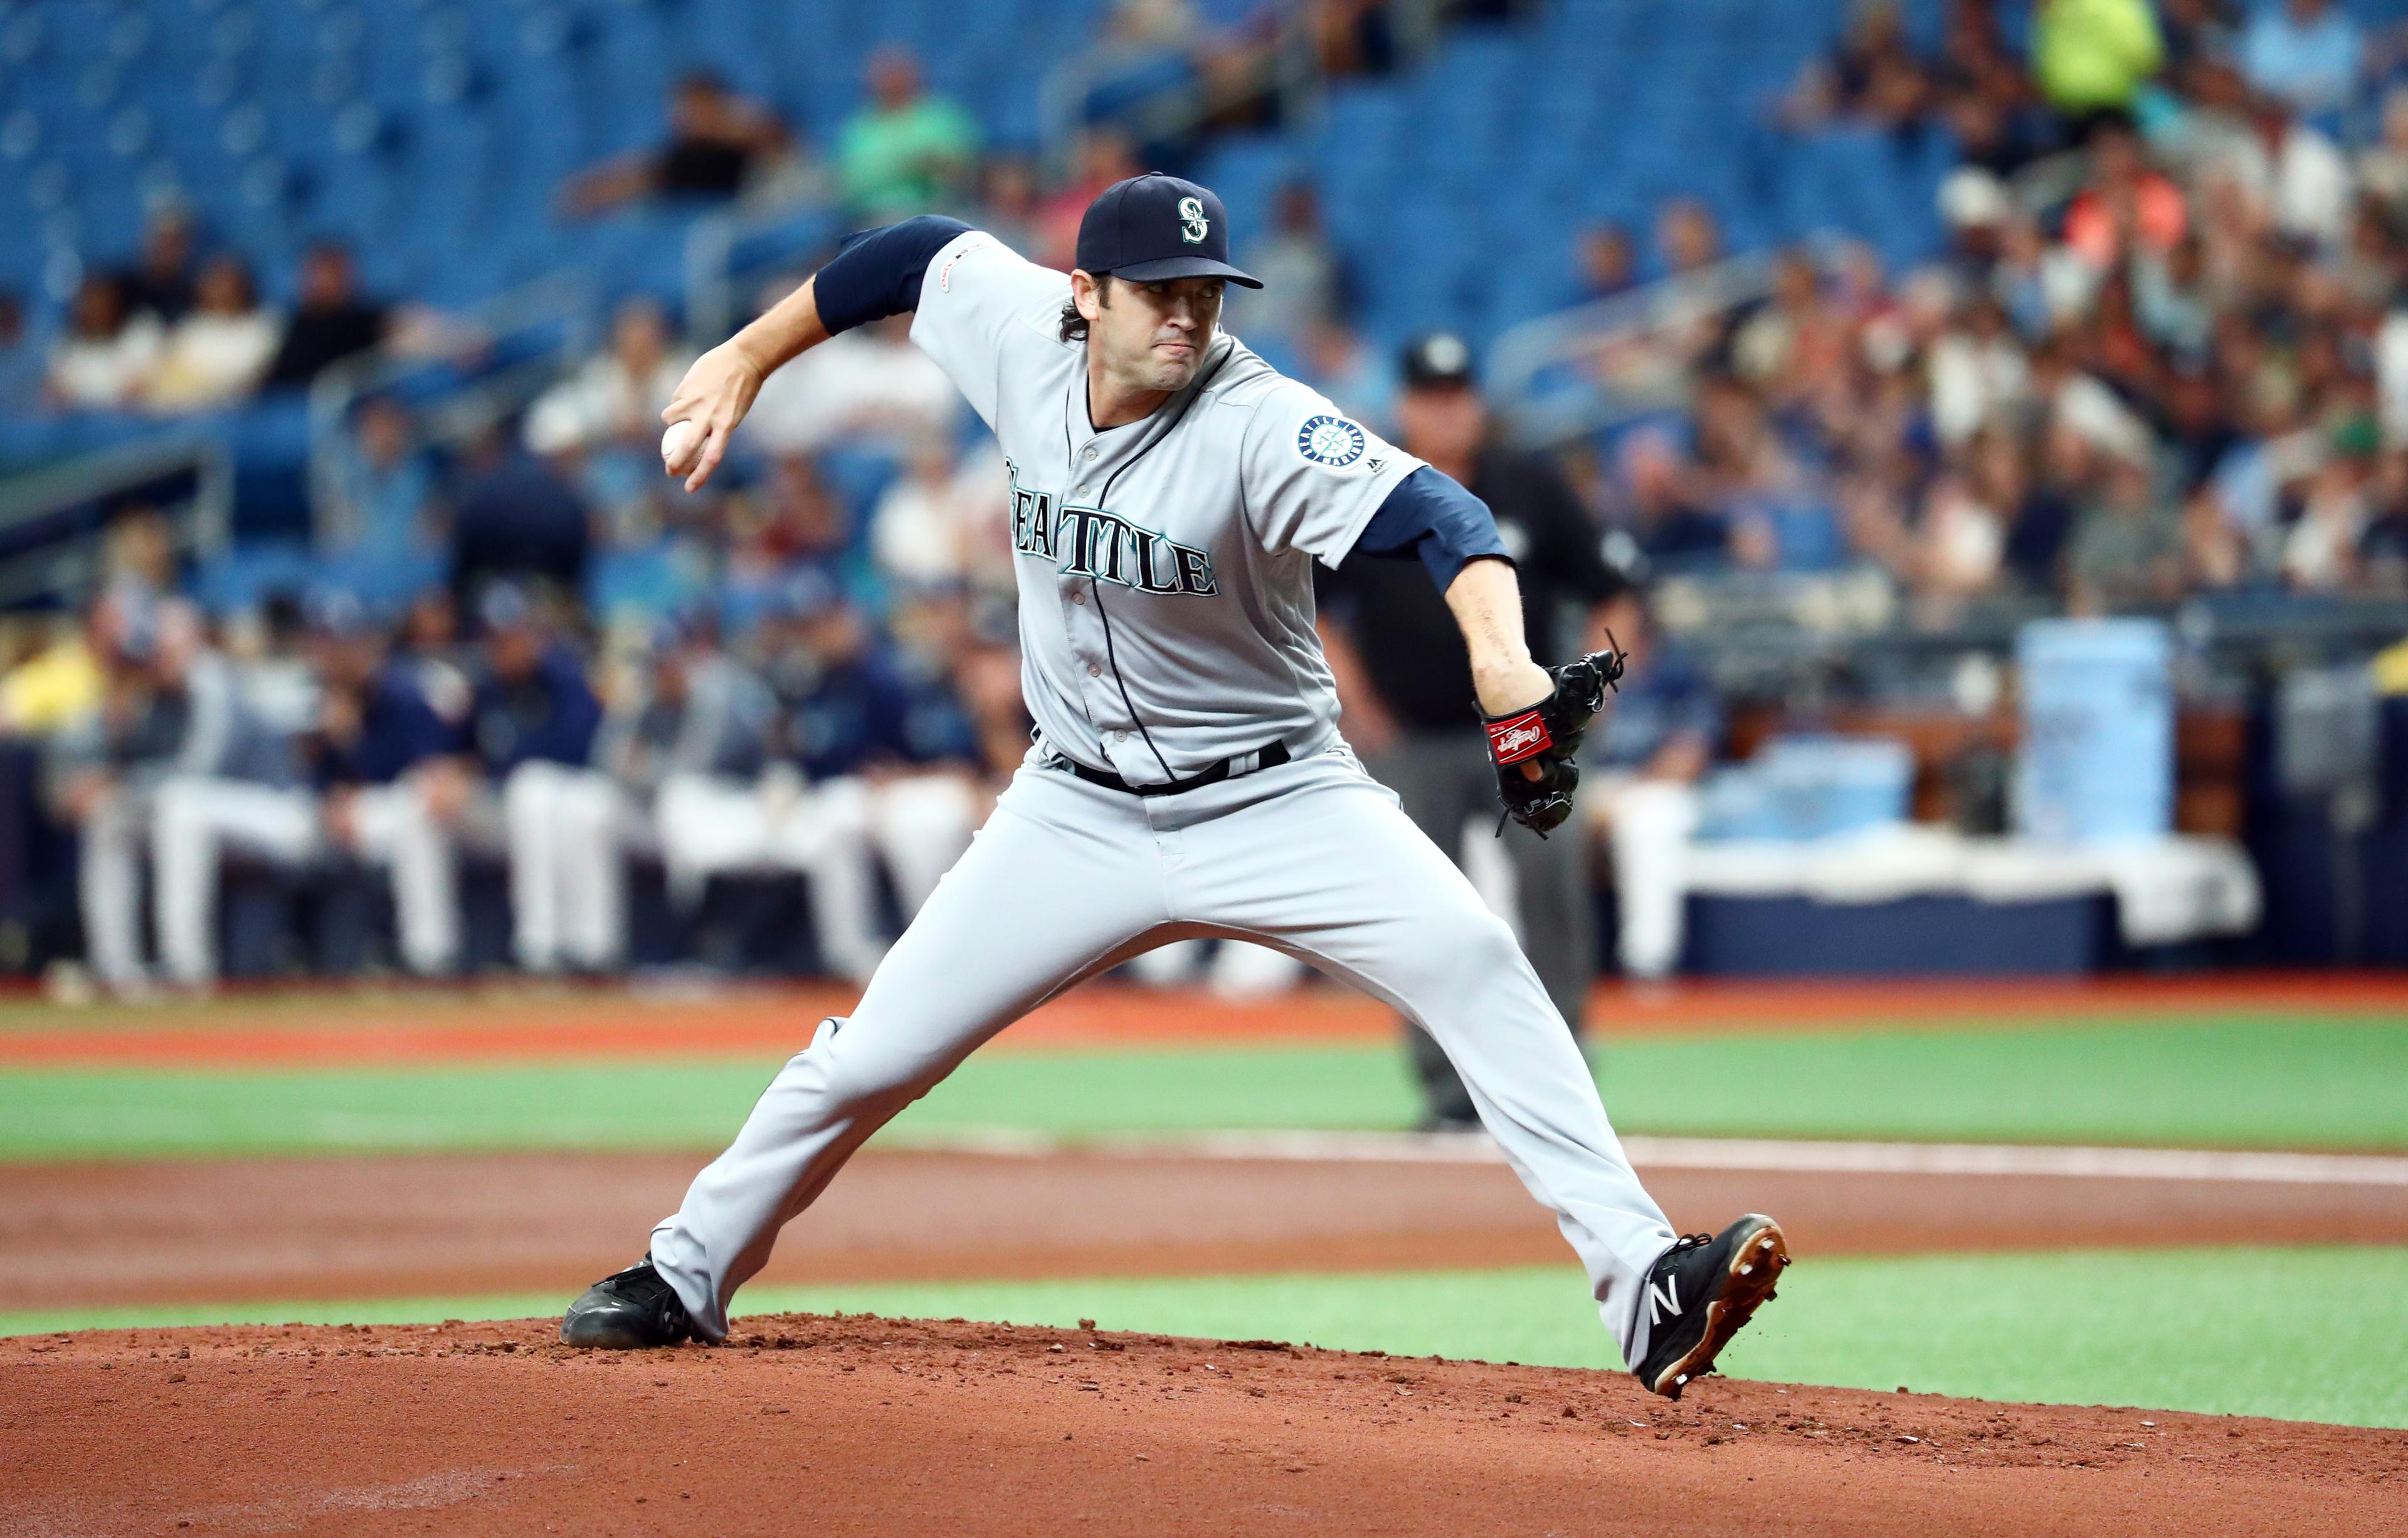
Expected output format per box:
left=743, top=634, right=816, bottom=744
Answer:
left=837, top=48, right=981, bottom=221
left=2033, top=0, right=2165, bottom=119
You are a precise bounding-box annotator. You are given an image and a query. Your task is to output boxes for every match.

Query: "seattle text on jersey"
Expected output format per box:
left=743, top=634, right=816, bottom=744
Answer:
left=1005, top=460, right=1220, bottom=598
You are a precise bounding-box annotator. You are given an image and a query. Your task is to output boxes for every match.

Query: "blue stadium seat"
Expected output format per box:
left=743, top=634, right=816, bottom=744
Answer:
left=191, top=541, right=320, bottom=615
left=0, top=0, right=2110, bottom=549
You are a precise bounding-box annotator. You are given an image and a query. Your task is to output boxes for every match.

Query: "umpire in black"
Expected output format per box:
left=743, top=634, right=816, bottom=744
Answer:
left=1319, top=332, right=1628, bottom=1129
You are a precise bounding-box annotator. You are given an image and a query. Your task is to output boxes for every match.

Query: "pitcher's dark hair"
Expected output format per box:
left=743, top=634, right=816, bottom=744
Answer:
left=1057, top=273, right=1114, bottom=343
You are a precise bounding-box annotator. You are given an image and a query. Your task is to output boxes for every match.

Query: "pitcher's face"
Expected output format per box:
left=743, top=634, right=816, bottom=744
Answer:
left=1077, top=273, right=1224, bottom=394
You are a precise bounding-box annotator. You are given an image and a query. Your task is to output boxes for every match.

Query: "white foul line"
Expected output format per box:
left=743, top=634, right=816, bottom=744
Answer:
left=881, top=1127, right=2408, bottom=1187
left=1619, top=1136, right=2408, bottom=1187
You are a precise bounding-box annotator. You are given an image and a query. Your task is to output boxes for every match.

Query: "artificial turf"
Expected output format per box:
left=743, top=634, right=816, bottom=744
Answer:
left=6, top=1246, right=2399, bottom=1429
left=0, top=1016, right=2402, bottom=1159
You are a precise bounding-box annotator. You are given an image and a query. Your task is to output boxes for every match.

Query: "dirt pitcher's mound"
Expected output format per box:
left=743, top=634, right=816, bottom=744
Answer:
left=6, top=1317, right=2402, bottom=1537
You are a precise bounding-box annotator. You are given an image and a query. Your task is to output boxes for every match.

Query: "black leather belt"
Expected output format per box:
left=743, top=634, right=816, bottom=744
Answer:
left=1063, top=741, right=1291, bottom=797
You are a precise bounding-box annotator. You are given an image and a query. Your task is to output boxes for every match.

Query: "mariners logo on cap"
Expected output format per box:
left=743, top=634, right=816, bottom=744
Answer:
left=1178, top=195, right=1208, bottom=245
left=1296, top=414, right=1366, bottom=467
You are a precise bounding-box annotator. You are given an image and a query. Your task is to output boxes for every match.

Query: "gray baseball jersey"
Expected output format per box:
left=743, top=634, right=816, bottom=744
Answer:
left=909, top=230, right=1424, bottom=783
left=641, top=230, right=1682, bottom=1373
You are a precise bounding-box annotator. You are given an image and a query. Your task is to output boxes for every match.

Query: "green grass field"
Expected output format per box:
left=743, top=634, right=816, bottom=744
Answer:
left=9, top=1248, right=2400, bottom=1429
left=1, top=1015, right=2402, bottom=1159
left=8, top=1005, right=2402, bottom=1429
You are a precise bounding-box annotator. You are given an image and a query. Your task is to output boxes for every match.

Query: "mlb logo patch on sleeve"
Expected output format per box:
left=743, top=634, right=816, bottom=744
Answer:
left=937, top=237, right=992, bottom=292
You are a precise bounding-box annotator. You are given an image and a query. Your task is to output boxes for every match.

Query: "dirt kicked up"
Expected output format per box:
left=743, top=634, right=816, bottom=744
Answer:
left=8, top=1314, right=2402, bottom=1538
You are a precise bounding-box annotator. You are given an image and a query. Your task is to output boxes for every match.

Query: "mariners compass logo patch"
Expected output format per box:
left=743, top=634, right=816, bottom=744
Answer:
left=1296, top=414, right=1367, bottom=467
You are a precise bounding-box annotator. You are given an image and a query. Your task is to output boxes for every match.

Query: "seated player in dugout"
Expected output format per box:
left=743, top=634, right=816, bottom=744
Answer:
left=563, top=174, right=1788, bottom=1399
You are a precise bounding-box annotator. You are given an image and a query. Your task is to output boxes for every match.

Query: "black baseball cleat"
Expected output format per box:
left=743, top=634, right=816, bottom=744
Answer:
left=561, top=1260, right=695, bottom=1349
left=1633, top=1214, right=1789, bottom=1399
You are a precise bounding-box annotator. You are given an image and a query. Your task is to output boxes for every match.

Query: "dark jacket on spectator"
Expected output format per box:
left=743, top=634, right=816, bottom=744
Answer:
left=312, top=664, right=452, bottom=788
left=262, top=299, right=390, bottom=390
left=779, top=647, right=918, bottom=781
left=449, top=451, right=592, bottom=603
left=463, top=647, right=601, bottom=777
left=50, top=652, right=295, bottom=792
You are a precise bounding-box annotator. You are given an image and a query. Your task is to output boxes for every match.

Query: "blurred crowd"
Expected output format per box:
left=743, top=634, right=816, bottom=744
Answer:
left=0, top=30, right=1365, bottom=990
left=13, top=2, right=2408, bottom=987
left=0, top=41, right=1050, bottom=989
left=0, top=0, right=1435, bottom=418
left=7, top=549, right=1029, bottom=991
left=15, top=228, right=435, bottom=416
left=1570, top=0, right=2408, bottom=613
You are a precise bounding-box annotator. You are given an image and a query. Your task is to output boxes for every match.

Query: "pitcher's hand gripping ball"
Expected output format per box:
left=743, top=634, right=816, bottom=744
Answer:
left=661, top=418, right=704, bottom=476
left=1484, top=643, right=1625, bottom=837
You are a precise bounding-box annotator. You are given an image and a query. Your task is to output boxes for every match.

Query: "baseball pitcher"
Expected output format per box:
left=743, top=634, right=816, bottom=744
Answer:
left=562, top=175, right=1787, bottom=1398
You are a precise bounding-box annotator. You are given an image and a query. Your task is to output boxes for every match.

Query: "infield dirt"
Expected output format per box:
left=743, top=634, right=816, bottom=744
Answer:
left=11, top=1144, right=2408, bottom=1310
left=8, top=1313, right=2404, bottom=1537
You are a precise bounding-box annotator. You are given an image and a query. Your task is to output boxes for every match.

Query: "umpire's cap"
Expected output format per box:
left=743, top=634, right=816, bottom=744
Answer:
left=1401, top=331, right=1477, bottom=391
left=1077, top=174, right=1261, bottom=289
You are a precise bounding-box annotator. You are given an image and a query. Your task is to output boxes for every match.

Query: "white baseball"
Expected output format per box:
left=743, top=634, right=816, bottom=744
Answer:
left=662, top=418, right=704, bottom=472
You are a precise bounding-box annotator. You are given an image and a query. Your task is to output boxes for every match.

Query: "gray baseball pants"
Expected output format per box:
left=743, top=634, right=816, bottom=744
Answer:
left=648, top=747, right=1677, bottom=1366
left=1366, top=729, right=1594, bottom=1123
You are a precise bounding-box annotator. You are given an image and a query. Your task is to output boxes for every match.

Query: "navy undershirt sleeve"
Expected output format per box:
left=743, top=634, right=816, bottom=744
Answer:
left=812, top=215, right=974, bottom=334
left=1351, top=465, right=1513, bottom=591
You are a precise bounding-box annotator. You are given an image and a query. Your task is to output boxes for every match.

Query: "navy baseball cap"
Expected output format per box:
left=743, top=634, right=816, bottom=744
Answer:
left=648, top=603, right=720, bottom=658
left=477, top=580, right=535, bottom=635
left=1075, top=174, right=1261, bottom=289
left=303, top=587, right=376, bottom=640
left=773, top=565, right=842, bottom=621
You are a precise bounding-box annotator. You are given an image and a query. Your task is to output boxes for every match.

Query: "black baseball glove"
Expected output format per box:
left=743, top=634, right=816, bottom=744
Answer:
left=1484, top=642, right=1625, bottom=837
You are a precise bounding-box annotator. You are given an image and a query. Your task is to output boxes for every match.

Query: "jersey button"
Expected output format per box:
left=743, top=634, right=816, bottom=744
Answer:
left=1070, top=591, right=1085, bottom=605
left=1087, top=664, right=1102, bottom=677
left=1082, top=446, right=1099, bottom=461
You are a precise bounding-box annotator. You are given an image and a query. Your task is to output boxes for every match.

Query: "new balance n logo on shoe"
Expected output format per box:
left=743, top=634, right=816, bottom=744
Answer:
left=1647, top=1274, right=1682, bottom=1327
